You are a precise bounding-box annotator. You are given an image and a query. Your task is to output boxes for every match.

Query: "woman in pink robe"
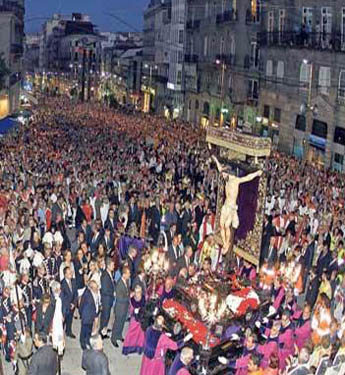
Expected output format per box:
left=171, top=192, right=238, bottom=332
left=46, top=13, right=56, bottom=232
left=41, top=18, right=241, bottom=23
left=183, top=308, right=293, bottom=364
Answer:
left=140, top=315, right=192, bottom=375
left=122, top=285, right=146, bottom=355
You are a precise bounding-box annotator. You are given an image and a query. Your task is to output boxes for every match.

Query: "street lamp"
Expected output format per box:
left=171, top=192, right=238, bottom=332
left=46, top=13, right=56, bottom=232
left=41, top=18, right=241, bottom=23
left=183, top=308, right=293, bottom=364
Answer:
left=300, top=59, right=318, bottom=162
left=143, top=63, right=158, bottom=113
left=216, top=58, right=226, bottom=127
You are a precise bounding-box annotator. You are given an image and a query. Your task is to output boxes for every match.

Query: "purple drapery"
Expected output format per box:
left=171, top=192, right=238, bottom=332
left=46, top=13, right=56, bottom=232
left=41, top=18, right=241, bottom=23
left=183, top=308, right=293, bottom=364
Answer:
left=235, top=175, right=260, bottom=241
left=118, top=236, right=145, bottom=260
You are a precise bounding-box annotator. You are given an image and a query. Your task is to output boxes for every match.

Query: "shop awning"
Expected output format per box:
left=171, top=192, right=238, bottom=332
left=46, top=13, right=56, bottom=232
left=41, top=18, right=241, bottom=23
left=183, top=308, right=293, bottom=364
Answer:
left=0, top=116, right=19, bottom=135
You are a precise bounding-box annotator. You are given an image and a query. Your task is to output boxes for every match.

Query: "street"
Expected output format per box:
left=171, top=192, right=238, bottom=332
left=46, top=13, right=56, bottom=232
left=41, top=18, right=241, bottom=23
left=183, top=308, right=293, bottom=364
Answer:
left=3, top=320, right=142, bottom=375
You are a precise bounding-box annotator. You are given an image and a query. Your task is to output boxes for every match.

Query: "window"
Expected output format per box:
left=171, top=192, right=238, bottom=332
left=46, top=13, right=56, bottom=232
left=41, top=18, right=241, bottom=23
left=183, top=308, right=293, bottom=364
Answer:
left=177, top=70, right=182, bottom=85
left=215, top=108, right=221, bottom=120
left=268, top=11, right=274, bottom=32
left=279, top=9, right=286, bottom=43
left=318, top=66, right=331, bottom=95
left=334, top=127, right=345, bottom=146
left=217, top=72, right=222, bottom=93
left=274, top=108, right=281, bottom=123
left=75, top=41, right=79, bottom=46
left=266, top=60, right=273, bottom=76
left=251, top=0, right=260, bottom=23
left=74, top=52, right=78, bottom=61
left=188, top=100, right=192, bottom=110
left=295, top=114, right=306, bottom=131
left=321, top=7, right=332, bottom=35
left=220, top=37, right=225, bottom=55
left=302, top=7, right=313, bottom=28
left=300, top=62, right=311, bottom=83
left=228, top=73, right=233, bottom=92
left=248, top=79, right=259, bottom=99
left=277, top=61, right=284, bottom=79
left=178, top=30, right=184, bottom=44
left=334, top=153, right=344, bottom=165
left=230, top=36, right=235, bottom=56
left=178, top=51, right=183, bottom=63
left=339, top=70, right=345, bottom=98
left=312, top=119, right=327, bottom=138
left=203, top=101, right=210, bottom=115
left=263, top=105, right=270, bottom=118
left=251, top=42, right=259, bottom=67
left=205, top=1, right=209, bottom=18
left=342, top=8, right=345, bottom=50
left=195, top=100, right=199, bottom=109
left=221, top=0, right=226, bottom=14
left=203, top=35, right=208, bottom=56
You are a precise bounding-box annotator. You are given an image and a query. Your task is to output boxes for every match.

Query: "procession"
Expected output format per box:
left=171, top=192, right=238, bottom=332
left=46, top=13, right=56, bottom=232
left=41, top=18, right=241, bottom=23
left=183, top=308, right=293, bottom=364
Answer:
left=0, top=95, right=345, bottom=375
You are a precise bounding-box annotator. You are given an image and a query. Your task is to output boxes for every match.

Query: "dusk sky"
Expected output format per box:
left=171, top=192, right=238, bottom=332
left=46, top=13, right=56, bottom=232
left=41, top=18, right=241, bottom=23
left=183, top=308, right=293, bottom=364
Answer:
left=25, top=0, right=148, bottom=33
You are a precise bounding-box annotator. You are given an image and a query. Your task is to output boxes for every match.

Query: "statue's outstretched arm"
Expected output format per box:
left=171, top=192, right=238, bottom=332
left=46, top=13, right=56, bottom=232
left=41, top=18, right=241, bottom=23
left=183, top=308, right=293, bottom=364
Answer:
left=211, top=155, right=223, bottom=173
left=239, top=170, right=263, bottom=184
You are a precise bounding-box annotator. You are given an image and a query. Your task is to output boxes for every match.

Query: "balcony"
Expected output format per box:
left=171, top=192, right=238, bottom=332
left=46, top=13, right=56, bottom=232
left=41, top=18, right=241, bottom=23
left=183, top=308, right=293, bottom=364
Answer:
left=258, top=31, right=345, bottom=53
left=216, top=10, right=237, bottom=24
left=185, top=54, right=198, bottom=63
left=186, top=20, right=200, bottom=30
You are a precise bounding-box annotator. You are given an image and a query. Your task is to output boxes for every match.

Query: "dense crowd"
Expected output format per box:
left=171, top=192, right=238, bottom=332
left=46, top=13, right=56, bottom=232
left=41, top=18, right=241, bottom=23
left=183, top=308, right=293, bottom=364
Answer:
left=0, top=97, right=344, bottom=375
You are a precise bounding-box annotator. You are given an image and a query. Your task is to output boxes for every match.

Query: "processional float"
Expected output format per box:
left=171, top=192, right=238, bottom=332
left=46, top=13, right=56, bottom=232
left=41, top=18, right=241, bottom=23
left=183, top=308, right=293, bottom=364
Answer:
left=206, top=127, right=272, bottom=266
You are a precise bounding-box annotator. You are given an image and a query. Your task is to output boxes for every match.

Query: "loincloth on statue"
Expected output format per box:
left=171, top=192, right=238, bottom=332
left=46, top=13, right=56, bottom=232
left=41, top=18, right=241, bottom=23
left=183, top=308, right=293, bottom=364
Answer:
left=220, top=203, right=239, bottom=229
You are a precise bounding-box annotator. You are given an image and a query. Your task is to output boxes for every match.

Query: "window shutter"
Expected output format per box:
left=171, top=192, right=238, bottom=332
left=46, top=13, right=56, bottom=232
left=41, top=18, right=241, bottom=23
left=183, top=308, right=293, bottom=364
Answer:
left=266, top=60, right=273, bottom=76
left=277, top=61, right=284, bottom=78
left=319, top=66, right=331, bottom=94
left=339, top=70, right=345, bottom=97
left=300, top=63, right=310, bottom=83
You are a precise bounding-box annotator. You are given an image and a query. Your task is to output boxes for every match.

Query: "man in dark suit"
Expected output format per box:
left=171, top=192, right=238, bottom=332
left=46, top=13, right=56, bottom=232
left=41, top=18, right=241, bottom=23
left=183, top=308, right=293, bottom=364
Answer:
left=125, top=246, right=137, bottom=283
left=111, top=266, right=130, bottom=348
left=127, top=196, right=140, bottom=228
left=147, top=200, right=161, bottom=244
left=102, top=227, right=114, bottom=254
left=316, top=242, right=332, bottom=277
left=82, top=334, right=111, bottom=375
left=90, top=223, right=102, bottom=254
left=167, top=235, right=181, bottom=274
left=104, top=208, right=117, bottom=234
left=177, top=246, right=193, bottom=273
left=166, top=223, right=177, bottom=247
left=79, top=219, right=92, bottom=246
left=28, top=331, right=58, bottom=375
left=180, top=202, right=192, bottom=238
left=61, top=266, right=78, bottom=338
left=132, top=266, right=147, bottom=296
left=100, top=259, right=115, bottom=338
left=79, top=280, right=100, bottom=349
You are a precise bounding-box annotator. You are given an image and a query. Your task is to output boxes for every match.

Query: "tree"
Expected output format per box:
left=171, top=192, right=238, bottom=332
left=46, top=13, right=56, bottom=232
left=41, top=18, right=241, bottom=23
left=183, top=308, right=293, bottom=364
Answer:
left=0, top=53, right=10, bottom=91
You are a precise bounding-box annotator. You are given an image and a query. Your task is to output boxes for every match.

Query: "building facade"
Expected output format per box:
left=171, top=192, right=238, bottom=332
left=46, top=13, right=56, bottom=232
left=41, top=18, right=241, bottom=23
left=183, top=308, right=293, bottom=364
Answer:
left=258, top=0, right=345, bottom=170
left=143, top=0, right=171, bottom=114
left=24, top=33, right=41, bottom=74
left=184, top=0, right=262, bottom=129
left=0, top=0, right=25, bottom=116
left=180, top=0, right=345, bottom=170
left=39, top=13, right=102, bottom=100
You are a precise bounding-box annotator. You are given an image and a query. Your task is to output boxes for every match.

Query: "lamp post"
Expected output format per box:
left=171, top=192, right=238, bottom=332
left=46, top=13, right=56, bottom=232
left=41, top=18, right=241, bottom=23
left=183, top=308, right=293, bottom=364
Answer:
left=301, top=59, right=317, bottom=162
left=143, top=63, right=158, bottom=113
left=216, top=58, right=226, bottom=127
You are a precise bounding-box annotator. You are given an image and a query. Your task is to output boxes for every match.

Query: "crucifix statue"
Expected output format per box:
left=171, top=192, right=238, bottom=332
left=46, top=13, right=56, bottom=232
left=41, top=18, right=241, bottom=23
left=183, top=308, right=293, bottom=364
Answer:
left=211, top=155, right=263, bottom=256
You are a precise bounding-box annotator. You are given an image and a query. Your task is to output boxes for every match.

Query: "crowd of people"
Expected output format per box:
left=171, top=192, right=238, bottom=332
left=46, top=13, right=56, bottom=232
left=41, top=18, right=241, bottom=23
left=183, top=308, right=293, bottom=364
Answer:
left=0, top=96, right=344, bottom=375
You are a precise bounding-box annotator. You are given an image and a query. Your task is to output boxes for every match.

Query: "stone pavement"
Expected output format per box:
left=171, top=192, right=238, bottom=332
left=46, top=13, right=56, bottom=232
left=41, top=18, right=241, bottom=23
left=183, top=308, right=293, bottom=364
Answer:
left=3, top=320, right=142, bottom=375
